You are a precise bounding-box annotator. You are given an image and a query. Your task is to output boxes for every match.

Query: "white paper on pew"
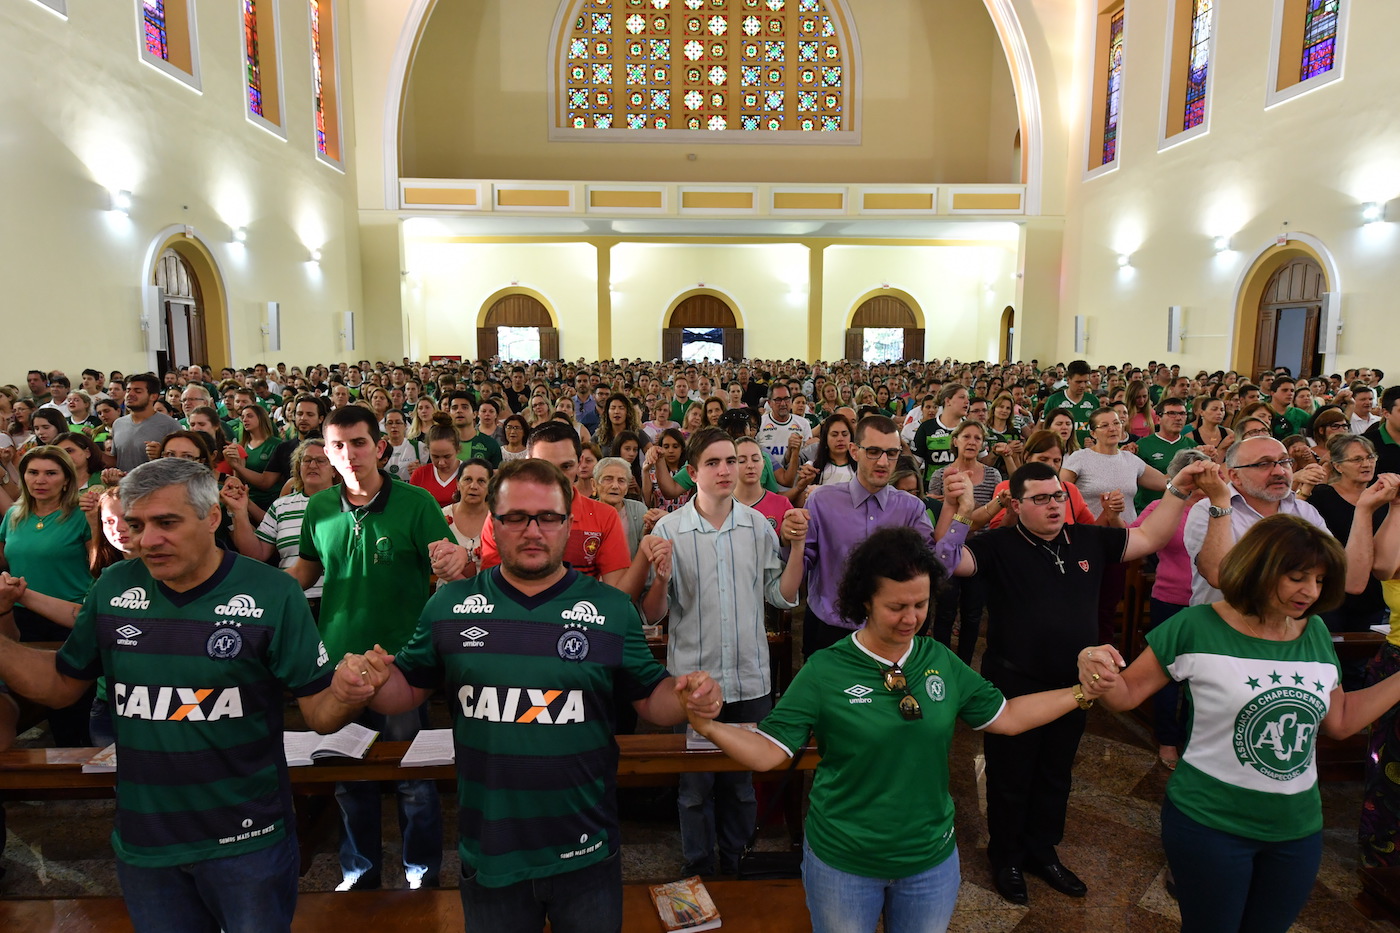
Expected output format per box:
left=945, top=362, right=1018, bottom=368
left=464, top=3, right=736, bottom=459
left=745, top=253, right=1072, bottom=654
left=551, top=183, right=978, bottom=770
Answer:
left=400, top=729, right=455, bottom=767
left=283, top=723, right=379, bottom=767
left=1372, top=624, right=1391, bottom=635
left=81, top=744, right=118, bottom=773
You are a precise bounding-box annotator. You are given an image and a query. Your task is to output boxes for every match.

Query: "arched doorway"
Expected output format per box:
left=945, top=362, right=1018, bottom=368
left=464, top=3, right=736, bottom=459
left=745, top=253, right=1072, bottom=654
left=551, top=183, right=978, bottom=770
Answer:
left=845, top=295, right=924, bottom=362
left=1000, top=306, right=1015, bottom=361
left=1254, top=258, right=1325, bottom=378
left=663, top=293, right=742, bottom=361
left=477, top=294, right=559, bottom=361
left=154, top=249, right=208, bottom=374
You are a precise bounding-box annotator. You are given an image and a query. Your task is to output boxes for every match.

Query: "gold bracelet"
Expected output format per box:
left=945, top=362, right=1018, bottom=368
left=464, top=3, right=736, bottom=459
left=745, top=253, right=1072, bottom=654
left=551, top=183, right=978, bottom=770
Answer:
left=1072, top=683, right=1095, bottom=710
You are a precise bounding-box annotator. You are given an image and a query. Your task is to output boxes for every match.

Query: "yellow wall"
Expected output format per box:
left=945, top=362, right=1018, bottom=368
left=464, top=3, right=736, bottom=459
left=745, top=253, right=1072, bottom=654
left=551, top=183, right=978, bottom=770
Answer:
left=0, top=0, right=364, bottom=378
left=1057, top=1, right=1400, bottom=374
left=399, top=0, right=1020, bottom=185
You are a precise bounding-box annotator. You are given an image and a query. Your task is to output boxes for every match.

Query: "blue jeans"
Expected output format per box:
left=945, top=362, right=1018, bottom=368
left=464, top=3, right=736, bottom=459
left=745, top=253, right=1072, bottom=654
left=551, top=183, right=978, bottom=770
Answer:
left=335, top=703, right=443, bottom=888
left=801, top=838, right=961, bottom=933
left=676, top=694, right=772, bottom=872
left=89, top=697, right=116, bottom=749
left=115, top=831, right=298, bottom=933
left=459, top=848, right=623, bottom=933
left=1147, top=598, right=1187, bottom=748
left=1161, top=797, right=1321, bottom=933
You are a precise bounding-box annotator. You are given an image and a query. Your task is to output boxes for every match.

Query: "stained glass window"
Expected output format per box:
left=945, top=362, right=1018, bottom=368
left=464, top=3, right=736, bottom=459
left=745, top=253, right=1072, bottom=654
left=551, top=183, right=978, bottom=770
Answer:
left=244, top=0, right=263, bottom=117
left=1182, top=0, right=1211, bottom=130
left=311, top=0, right=328, bottom=155
left=1100, top=9, right=1125, bottom=165
left=1300, top=0, right=1339, bottom=81
left=561, top=0, right=848, bottom=133
left=143, top=0, right=168, bottom=61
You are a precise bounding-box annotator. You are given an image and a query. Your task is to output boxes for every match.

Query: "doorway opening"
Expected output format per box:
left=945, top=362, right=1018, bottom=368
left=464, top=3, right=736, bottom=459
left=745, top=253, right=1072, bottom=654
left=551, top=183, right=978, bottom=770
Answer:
left=154, top=248, right=208, bottom=373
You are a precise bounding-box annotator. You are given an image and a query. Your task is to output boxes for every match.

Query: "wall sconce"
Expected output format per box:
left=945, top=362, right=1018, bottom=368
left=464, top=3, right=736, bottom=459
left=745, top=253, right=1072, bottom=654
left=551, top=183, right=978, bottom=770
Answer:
left=308, top=247, right=322, bottom=264
left=110, top=189, right=132, bottom=215
left=231, top=226, right=248, bottom=244
left=1362, top=202, right=1386, bottom=225
left=1116, top=253, right=1132, bottom=268
left=1213, top=236, right=1230, bottom=253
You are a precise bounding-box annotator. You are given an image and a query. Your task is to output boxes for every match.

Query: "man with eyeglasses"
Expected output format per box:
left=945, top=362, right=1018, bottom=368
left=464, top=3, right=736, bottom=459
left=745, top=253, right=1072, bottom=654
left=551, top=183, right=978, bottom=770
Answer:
left=1182, top=436, right=1330, bottom=608
left=290, top=406, right=465, bottom=892
left=1133, top=397, right=1197, bottom=512
left=756, top=383, right=812, bottom=489
left=801, top=415, right=937, bottom=657
left=938, top=457, right=1212, bottom=904
left=349, top=457, right=723, bottom=933
left=1363, top=385, right=1400, bottom=479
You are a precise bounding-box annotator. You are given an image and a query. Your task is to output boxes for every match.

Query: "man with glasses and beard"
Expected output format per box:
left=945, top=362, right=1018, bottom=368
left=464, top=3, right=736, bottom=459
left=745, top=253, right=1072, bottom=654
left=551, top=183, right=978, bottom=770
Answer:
left=938, top=457, right=1212, bottom=905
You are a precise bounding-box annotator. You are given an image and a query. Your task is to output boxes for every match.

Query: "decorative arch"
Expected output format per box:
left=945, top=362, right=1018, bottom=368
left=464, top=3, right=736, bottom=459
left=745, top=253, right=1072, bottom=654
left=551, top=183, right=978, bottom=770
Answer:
left=844, top=289, right=925, bottom=362
left=1231, top=234, right=1339, bottom=377
left=476, top=289, right=561, bottom=360
left=143, top=226, right=230, bottom=371
left=662, top=288, right=743, bottom=360
left=1000, top=305, right=1015, bottom=361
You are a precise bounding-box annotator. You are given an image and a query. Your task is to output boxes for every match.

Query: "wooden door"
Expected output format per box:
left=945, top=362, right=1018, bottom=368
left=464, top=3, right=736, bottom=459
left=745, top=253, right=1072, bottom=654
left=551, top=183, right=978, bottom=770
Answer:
left=539, top=327, right=560, bottom=360
left=476, top=328, right=499, bottom=361
left=722, top=328, right=743, bottom=360
left=844, top=329, right=862, bottom=361
left=903, top=328, right=924, bottom=361
left=1253, top=308, right=1278, bottom=373
left=662, top=328, right=683, bottom=361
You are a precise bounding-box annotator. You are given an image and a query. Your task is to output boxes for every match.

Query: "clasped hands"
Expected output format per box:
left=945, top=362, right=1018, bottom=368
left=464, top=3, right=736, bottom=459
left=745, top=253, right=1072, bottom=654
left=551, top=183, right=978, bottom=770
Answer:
left=330, top=644, right=395, bottom=706
left=673, top=671, right=725, bottom=729
left=1076, top=643, right=1126, bottom=698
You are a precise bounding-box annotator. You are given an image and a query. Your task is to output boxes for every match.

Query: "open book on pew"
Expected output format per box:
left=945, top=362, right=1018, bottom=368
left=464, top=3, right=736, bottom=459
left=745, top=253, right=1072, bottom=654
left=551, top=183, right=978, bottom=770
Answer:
left=399, top=728, right=455, bottom=767
left=283, top=723, right=379, bottom=767
left=81, top=744, right=119, bottom=774
left=649, top=876, right=722, bottom=931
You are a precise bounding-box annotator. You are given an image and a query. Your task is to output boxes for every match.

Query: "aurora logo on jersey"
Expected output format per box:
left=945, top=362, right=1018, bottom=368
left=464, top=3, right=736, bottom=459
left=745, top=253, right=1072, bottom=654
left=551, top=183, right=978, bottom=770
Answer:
left=1233, top=679, right=1327, bottom=781
left=113, top=684, right=245, bottom=721
left=457, top=684, right=586, bottom=724
left=453, top=594, right=495, bottom=614
left=213, top=594, right=264, bottom=618
left=560, top=600, right=606, bottom=626
left=110, top=587, right=151, bottom=610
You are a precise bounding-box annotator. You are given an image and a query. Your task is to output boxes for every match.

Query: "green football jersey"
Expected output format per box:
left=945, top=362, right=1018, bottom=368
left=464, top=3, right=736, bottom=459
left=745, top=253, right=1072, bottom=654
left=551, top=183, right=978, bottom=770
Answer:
left=457, top=432, right=503, bottom=468
left=55, top=553, right=332, bottom=868
left=1147, top=605, right=1339, bottom=841
left=1043, top=390, right=1100, bottom=444
left=1132, top=432, right=1197, bottom=511
left=395, top=568, right=668, bottom=888
left=758, top=634, right=1004, bottom=879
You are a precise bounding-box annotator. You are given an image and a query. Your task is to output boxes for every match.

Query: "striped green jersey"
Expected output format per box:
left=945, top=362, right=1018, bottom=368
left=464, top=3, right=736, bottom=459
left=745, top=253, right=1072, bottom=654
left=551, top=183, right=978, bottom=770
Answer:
left=395, top=567, right=668, bottom=888
left=56, top=552, right=333, bottom=868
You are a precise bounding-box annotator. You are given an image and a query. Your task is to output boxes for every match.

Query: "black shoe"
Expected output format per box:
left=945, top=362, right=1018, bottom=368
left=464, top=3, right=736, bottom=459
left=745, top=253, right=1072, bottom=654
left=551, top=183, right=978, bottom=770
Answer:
left=992, top=864, right=1028, bottom=904
left=681, top=859, right=717, bottom=878
left=1028, top=858, right=1087, bottom=897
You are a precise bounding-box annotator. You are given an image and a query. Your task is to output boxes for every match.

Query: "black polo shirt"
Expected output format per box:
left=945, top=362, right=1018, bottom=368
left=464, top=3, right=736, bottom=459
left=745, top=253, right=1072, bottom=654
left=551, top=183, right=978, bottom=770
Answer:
left=966, top=523, right=1128, bottom=689
left=1363, top=421, right=1400, bottom=478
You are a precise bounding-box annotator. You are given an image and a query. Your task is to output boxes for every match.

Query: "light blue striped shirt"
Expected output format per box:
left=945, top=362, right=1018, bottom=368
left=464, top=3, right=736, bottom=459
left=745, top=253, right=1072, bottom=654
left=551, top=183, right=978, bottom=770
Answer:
left=652, top=500, right=798, bottom=702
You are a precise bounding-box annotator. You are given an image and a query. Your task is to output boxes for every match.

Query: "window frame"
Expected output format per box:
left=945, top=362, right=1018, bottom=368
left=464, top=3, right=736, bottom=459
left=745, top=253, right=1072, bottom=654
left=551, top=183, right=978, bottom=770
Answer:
left=1158, top=0, right=1215, bottom=151
left=1265, top=0, right=1347, bottom=109
left=27, top=0, right=67, bottom=17
left=242, top=0, right=286, bottom=138
left=1083, top=1, right=1126, bottom=180
left=137, top=0, right=202, bottom=93
left=308, top=0, right=345, bottom=170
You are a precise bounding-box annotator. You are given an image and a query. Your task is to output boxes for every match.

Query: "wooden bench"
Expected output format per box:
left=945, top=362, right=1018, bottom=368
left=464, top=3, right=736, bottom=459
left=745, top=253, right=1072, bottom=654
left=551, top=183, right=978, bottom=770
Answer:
left=0, top=881, right=812, bottom=932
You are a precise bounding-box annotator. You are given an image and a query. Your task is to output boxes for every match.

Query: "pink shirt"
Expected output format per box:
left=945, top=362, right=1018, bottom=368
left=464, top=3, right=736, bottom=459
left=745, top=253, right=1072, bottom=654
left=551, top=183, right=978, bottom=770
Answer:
left=1131, top=499, right=1192, bottom=606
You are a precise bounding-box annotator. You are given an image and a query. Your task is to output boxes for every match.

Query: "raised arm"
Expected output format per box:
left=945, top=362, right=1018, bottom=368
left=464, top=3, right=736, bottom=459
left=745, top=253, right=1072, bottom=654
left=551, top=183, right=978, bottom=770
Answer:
left=1375, top=494, right=1400, bottom=580
left=1347, top=475, right=1400, bottom=593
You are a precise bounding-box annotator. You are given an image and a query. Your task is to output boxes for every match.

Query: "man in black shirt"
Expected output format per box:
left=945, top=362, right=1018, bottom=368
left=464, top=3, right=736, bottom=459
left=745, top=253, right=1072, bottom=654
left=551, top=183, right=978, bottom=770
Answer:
left=939, top=458, right=1210, bottom=905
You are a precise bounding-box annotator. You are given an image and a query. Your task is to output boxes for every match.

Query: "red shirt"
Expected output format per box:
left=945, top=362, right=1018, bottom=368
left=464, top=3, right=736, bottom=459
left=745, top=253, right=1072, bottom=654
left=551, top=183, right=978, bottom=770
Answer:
left=409, top=463, right=458, bottom=508
left=479, top=492, right=631, bottom=579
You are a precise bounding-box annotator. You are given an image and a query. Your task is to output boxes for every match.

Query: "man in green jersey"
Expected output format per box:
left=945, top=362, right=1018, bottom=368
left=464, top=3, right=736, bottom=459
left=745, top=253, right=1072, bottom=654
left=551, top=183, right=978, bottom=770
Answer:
left=1132, top=397, right=1197, bottom=512
left=1265, top=376, right=1311, bottom=440
left=291, top=405, right=466, bottom=892
left=447, top=390, right=502, bottom=467
left=356, top=458, right=723, bottom=933
left=0, top=458, right=375, bottom=932
left=1041, top=360, right=1100, bottom=445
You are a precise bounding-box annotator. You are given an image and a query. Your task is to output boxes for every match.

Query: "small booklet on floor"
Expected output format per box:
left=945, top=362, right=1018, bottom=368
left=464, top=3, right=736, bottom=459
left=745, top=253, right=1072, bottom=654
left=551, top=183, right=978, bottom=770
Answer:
left=283, top=722, right=379, bottom=767
left=399, top=728, right=455, bottom=767
left=81, top=743, right=118, bottom=773
left=649, top=876, right=722, bottom=931
left=685, top=723, right=757, bottom=751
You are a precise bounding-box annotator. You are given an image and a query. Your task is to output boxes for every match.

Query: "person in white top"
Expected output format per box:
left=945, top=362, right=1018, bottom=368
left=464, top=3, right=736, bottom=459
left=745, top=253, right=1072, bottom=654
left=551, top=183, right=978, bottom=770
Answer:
left=1350, top=384, right=1382, bottom=434
left=756, top=383, right=812, bottom=488
left=37, top=375, right=73, bottom=420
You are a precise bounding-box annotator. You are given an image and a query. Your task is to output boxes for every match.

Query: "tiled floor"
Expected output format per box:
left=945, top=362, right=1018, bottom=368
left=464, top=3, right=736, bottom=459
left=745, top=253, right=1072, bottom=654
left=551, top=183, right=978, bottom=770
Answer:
left=0, top=701, right=1387, bottom=931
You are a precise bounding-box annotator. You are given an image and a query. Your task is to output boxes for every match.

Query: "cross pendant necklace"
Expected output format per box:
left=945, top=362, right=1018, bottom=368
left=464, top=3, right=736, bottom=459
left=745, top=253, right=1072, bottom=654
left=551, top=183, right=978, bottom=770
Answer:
left=1043, top=544, right=1065, bottom=574
left=351, top=507, right=369, bottom=539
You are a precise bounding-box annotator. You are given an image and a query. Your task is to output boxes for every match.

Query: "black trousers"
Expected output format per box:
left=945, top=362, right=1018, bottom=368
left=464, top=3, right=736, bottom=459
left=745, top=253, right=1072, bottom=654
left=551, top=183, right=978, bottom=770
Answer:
left=981, top=658, right=1086, bottom=870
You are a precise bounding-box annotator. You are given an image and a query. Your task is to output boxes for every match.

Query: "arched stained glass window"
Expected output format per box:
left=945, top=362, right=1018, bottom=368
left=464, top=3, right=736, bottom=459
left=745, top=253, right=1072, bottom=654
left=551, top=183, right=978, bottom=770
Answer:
left=555, top=0, right=855, bottom=138
left=244, top=1, right=263, bottom=116
left=143, top=0, right=168, bottom=60
left=1100, top=8, right=1125, bottom=165
left=1182, top=0, right=1211, bottom=130
left=1300, top=0, right=1339, bottom=81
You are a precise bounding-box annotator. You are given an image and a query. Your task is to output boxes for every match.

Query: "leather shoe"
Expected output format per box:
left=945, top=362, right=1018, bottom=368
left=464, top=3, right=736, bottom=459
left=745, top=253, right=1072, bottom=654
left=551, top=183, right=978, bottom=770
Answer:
left=1028, top=858, right=1087, bottom=897
left=992, top=864, right=1028, bottom=904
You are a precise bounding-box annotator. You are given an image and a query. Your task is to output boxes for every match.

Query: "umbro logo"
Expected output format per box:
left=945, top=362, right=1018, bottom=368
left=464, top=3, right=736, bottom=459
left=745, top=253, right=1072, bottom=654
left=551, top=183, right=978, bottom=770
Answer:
left=453, top=594, right=495, bottom=614
left=110, top=587, right=150, bottom=610
left=116, top=624, right=143, bottom=647
left=460, top=626, right=489, bottom=647
left=844, top=684, right=874, bottom=704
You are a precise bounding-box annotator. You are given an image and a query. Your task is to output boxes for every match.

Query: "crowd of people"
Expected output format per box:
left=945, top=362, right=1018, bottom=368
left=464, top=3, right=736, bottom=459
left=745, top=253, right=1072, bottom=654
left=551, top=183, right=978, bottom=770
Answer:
left=0, top=352, right=1398, bottom=933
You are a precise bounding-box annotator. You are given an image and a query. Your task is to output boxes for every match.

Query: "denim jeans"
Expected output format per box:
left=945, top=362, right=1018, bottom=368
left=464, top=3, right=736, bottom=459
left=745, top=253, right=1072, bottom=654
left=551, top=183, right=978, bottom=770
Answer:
left=1161, top=797, right=1322, bottom=933
left=459, top=848, right=623, bottom=933
left=802, top=838, right=961, bottom=933
left=1147, top=598, right=1187, bottom=748
left=335, top=703, right=443, bottom=888
left=115, top=831, right=298, bottom=933
left=89, top=697, right=116, bottom=749
left=675, top=694, right=772, bottom=872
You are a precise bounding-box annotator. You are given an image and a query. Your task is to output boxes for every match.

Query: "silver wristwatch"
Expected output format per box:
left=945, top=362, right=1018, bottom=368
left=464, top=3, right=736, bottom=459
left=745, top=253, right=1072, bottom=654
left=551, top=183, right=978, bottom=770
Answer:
left=1207, top=504, right=1233, bottom=519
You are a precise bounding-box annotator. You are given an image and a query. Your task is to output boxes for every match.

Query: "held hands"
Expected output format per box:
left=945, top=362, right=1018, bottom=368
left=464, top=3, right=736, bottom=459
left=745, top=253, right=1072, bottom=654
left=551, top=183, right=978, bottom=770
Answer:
left=429, top=539, right=469, bottom=581
left=1172, top=459, right=1220, bottom=499
left=1099, top=490, right=1125, bottom=515
left=1293, top=463, right=1329, bottom=492
left=219, top=476, right=249, bottom=514
left=640, top=534, right=673, bottom=580
left=1359, top=473, right=1400, bottom=511
left=641, top=507, right=666, bottom=534
left=78, top=486, right=104, bottom=513
left=795, top=463, right=819, bottom=487
left=942, top=468, right=977, bottom=514
left=330, top=646, right=396, bottom=705
left=0, top=572, right=27, bottom=614
left=1077, top=644, right=1125, bottom=697
left=674, top=671, right=724, bottom=727
left=780, top=508, right=810, bottom=544
left=100, top=468, right=126, bottom=486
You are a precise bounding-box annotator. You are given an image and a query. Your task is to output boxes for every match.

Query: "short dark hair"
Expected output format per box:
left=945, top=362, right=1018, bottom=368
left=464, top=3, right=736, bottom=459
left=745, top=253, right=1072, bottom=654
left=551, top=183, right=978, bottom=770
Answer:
left=128, top=373, right=162, bottom=394
left=853, top=414, right=898, bottom=445
left=448, top=390, right=476, bottom=410
left=686, top=426, right=734, bottom=468
left=526, top=419, right=582, bottom=457
left=836, top=527, right=945, bottom=626
left=487, top=458, right=574, bottom=514
left=1066, top=360, right=1092, bottom=379
left=325, top=404, right=381, bottom=442
left=1010, top=461, right=1059, bottom=499
left=1157, top=396, right=1187, bottom=412
left=1382, top=385, right=1400, bottom=413
left=1218, top=514, right=1346, bottom=618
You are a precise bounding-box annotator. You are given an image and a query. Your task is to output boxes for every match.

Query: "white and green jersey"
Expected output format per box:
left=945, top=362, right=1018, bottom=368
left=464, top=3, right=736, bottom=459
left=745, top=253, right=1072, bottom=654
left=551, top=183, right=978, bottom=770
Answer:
left=256, top=491, right=323, bottom=598
left=394, top=567, right=668, bottom=889
left=757, top=634, right=1005, bottom=879
left=385, top=438, right=424, bottom=480
left=55, top=553, right=333, bottom=868
left=1148, top=604, right=1339, bottom=841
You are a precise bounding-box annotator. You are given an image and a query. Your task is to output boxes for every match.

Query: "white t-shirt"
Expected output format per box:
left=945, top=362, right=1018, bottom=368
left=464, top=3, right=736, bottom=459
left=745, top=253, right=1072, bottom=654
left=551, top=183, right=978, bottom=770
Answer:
left=385, top=438, right=423, bottom=481
left=1063, top=447, right=1147, bottom=524
left=756, top=413, right=813, bottom=467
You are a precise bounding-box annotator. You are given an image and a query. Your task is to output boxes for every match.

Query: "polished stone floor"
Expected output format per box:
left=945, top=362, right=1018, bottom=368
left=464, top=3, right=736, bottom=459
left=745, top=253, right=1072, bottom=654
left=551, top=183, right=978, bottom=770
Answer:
left=0, top=699, right=1385, bottom=932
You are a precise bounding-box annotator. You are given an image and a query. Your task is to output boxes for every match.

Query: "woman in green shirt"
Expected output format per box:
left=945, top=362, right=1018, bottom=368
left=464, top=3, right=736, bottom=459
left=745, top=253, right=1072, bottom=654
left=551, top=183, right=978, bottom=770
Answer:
left=683, top=528, right=1109, bottom=933
left=224, top=404, right=285, bottom=510
left=55, top=433, right=104, bottom=490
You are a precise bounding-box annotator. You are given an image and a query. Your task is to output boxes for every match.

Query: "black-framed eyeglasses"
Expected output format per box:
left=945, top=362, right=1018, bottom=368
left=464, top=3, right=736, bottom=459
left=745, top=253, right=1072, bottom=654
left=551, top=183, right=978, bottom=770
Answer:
left=1018, top=491, right=1070, bottom=506
left=861, top=446, right=902, bottom=461
left=493, top=511, right=569, bottom=530
left=1236, top=458, right=1294, bottom=471
left=879, top=663, right=922, bottom=721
